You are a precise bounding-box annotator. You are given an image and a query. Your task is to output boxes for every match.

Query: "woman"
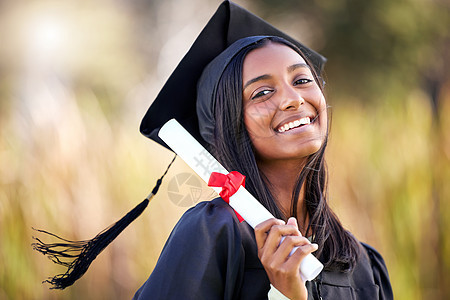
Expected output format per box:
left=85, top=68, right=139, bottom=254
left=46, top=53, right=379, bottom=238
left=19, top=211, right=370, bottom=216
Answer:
left=134, top=32, right=392, bottom=300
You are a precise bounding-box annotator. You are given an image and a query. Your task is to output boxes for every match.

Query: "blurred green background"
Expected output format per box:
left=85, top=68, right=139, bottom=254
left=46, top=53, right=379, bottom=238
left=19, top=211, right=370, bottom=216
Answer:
left=0, top=0, right=449, bottom=299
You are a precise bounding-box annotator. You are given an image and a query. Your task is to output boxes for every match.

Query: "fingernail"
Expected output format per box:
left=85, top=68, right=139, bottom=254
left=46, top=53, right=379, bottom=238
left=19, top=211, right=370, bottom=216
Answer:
left=287, top=217, right=297, bottom=226
left=311, top=243, right=318, bottom=250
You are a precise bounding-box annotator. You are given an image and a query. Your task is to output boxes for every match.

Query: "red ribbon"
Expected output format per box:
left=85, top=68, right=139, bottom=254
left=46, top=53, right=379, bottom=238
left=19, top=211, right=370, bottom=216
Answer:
left=208, top=171, right=245, bottom=222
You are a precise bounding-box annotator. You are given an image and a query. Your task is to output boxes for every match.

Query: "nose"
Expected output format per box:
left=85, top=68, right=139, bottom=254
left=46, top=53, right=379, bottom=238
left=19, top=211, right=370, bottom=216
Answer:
left=278, top=84, right=304, bottom=111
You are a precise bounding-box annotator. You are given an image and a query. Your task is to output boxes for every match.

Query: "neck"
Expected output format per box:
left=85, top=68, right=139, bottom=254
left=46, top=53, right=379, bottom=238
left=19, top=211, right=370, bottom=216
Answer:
left=257, top=158, right=310, bottom=234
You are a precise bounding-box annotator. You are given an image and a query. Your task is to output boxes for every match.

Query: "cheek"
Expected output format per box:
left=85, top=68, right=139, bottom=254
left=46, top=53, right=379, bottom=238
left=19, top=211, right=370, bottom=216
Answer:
left=307, top=87, right=326, bottom=109
left=308, top=89, right=327, bottom=128
left=243, top=101, right=276, bottom=135
left=245, top=101, right=275, bottom=121
left=318, top=94, right=327, bottom=115
left=317, top=94, right=328, bottom=132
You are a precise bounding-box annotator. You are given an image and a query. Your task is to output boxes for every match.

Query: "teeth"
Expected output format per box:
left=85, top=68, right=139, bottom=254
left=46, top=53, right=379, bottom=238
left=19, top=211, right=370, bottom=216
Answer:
left=300, top=117, right=311, bottom=125
left=278, top=117, right=312, bottom=133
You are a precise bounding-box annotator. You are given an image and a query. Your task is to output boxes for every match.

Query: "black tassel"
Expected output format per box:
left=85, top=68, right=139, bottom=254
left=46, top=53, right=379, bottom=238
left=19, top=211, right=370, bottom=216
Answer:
left=32, top=199, right=149, bottom=289
left=32, top=155, right=176, bottom=289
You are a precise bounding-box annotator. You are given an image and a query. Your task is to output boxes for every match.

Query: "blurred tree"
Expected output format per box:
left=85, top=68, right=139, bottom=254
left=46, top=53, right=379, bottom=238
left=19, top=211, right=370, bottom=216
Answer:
left=257, top=0, right=449, bottom=104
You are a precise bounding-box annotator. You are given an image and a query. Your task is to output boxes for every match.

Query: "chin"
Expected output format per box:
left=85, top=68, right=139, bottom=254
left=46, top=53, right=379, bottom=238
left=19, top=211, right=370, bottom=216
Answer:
left=259, top=142, right=324, bottom=163
left=289, top=138, right=324, bottom=158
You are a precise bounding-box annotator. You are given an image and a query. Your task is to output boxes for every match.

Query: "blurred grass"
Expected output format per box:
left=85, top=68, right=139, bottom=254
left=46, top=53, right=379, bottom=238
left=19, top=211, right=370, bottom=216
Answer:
left=1, top=0, right=449, bottom=299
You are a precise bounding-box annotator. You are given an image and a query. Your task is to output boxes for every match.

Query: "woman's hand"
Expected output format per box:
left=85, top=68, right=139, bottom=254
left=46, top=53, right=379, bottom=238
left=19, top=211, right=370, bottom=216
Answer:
left=255, top=217, right=318, bottom=300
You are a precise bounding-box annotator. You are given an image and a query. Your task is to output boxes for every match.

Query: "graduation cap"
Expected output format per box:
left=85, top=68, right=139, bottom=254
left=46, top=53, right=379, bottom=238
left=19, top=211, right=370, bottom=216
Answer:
left=140, top=0, right=326, bottom=149
left=32, top=0, right=326, bottom=290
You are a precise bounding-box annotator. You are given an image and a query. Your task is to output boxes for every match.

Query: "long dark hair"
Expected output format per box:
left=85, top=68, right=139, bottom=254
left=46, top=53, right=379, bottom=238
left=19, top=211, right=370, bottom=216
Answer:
left=210, top=37, right=360, bottom=271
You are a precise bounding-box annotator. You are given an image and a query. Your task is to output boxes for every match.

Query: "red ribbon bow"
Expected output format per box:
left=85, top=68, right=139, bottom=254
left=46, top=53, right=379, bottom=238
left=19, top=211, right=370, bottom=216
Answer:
left=208, top=171, right=245, bottom=222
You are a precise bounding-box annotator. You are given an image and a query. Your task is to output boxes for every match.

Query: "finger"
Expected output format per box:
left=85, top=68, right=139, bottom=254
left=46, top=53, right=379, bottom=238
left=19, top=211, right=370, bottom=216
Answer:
left=273, top=235, right=311, bottom=264
left=263, top=224, right=302, bottom=250
left=285, top=217, right=304, bottom=237
left=259, top=224, right=303, bottom=261
left=263, top=239, right=317, bottom=288
left=254, top=218, right=285, bottom=249
left=286, top=217, right=298, bottom=229
left=288, top=243, right=319, bottom=269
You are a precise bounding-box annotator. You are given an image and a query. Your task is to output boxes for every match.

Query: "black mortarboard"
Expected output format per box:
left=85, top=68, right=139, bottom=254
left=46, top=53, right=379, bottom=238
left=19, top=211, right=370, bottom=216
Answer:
left=140, top=0, right=326, bottom=149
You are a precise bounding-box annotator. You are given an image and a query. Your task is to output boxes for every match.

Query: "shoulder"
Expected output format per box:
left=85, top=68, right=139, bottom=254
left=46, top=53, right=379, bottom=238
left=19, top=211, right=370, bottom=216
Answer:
left=166, top=198, right=245, bottom=248
left=359, top=242, right=390, bottom=278
left=133, top=199, right=249, bottom=299
left=188, top=197, right=238, bottom=219
left=316, top=241, right=393, bottom=299
left=360, top=242, right=386, bottom=265
left=358, top=242, right=394, bottom=300
left=176, top=198, right=241, bottom=230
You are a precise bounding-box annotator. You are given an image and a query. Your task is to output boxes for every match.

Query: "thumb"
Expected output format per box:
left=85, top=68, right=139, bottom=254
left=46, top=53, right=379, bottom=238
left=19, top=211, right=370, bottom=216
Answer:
left=286, top=217, right=299, bottom=228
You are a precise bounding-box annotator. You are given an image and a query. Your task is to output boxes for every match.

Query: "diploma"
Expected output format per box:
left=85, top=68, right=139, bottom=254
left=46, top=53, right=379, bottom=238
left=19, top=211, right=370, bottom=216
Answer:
left=159, top=118, right=323, bottom=281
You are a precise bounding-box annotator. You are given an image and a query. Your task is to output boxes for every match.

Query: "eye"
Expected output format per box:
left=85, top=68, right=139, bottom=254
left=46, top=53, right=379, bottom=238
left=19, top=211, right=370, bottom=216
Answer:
left=293, top=78, right=313, bottom=86
left=251, top=89, right=273, bottom=100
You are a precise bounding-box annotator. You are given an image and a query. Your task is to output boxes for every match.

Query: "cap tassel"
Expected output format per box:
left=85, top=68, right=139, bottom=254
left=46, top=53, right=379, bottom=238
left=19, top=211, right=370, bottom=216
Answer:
left=32, top=155, right=176, bottom=289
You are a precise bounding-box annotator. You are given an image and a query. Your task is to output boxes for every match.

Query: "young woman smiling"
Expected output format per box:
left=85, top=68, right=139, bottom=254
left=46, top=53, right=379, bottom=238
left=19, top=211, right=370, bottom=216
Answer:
left=135, top=33, right=393, bottom=299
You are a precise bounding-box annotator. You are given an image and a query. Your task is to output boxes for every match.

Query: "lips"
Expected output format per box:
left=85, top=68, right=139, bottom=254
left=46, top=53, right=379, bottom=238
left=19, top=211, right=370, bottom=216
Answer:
left=276, top=116, right=313, bottom=133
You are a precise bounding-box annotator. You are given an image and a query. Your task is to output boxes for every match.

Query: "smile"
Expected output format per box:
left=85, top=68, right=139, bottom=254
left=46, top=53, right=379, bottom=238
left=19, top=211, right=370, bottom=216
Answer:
left=277, top=117, right=312, bottom=133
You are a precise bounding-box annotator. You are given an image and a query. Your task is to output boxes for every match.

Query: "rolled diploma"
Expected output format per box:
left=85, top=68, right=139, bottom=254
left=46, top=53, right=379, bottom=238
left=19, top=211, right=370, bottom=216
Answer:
left=159, top=119, right=323, bottom=281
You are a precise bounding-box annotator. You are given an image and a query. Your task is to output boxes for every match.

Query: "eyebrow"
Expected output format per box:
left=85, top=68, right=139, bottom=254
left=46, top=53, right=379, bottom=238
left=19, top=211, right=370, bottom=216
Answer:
left=243, top=74, right=272, bottom=90
left=243, top=63, right=311, bottom=90
left=287, top=63, right=311, bottom=73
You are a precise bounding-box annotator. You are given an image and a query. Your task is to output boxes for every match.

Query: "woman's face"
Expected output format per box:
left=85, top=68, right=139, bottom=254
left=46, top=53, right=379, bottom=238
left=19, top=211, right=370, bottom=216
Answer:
left=242, top=42, right=327, bottom=165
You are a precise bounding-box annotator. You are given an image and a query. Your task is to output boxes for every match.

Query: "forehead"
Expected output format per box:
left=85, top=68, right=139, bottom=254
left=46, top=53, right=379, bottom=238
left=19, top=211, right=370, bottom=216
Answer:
left=243, top=42, right=307, bottom=77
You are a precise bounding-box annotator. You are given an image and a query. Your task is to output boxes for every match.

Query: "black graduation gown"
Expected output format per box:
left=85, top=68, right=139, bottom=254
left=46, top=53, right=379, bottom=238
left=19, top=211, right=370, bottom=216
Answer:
left=133, top=199, right=393, bottom=300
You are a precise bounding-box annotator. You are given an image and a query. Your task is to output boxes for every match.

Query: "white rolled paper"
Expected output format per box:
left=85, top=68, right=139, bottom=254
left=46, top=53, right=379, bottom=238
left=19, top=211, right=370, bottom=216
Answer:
left=159, top=119, right=323, bottom=281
